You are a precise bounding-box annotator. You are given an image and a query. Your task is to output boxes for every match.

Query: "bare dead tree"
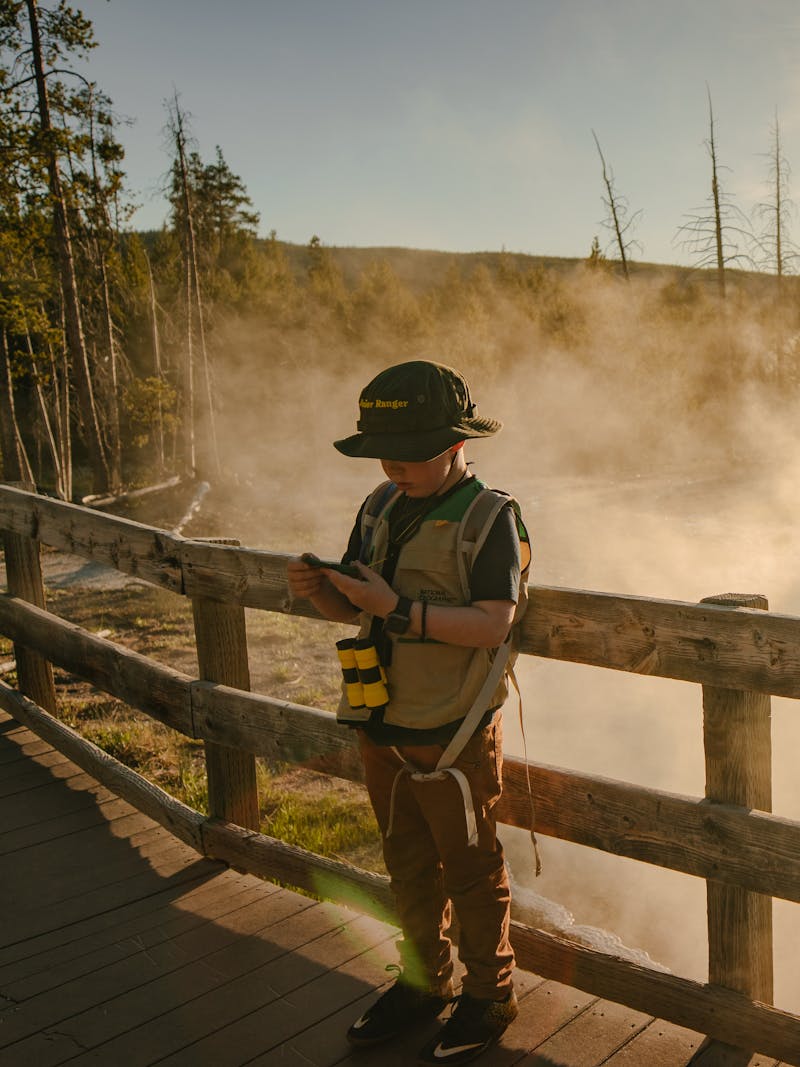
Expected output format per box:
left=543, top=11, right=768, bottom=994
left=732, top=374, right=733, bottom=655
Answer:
left=144, top=250, right=167, bottom=475
left=752, top=111, right=797, bottom=282
left=167, top=94, right=220, bottom=480
left=591, top=130, right=642, bottom=279
left=676, top=87, right=751, bottom=299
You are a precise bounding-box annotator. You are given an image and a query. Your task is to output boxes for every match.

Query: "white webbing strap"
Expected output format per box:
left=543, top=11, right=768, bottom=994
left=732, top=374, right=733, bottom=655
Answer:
left=386, top=760, right=479, bottom=846
left=385, top=637, right=512, bottom=848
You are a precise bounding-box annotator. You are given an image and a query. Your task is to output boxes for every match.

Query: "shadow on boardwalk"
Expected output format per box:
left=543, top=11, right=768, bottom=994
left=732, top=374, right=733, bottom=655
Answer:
left=0, top=709, right=756, bottom=1067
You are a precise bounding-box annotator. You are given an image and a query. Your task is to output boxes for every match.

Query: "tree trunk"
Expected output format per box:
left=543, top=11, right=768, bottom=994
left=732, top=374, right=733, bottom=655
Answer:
left=707, top=91, right=726, bottom=300
left=171, top=98, right=219, bottom=479
left=592, top=131, right=630, bottom=280
left=25, top=332, right=66, bottom=498
left=26, top=0, right=110, bottom=492
left=145, top=251, right=166, bottom=475
left=99, top=251, right=122, bottom=489
left=0, top=330, right=35, bottom=484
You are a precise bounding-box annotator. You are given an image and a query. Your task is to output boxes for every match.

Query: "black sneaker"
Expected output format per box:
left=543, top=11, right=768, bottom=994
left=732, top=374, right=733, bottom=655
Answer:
left=347, top=967, right=453, bottom=1047
left=417, top=989, right=518, bottom=1065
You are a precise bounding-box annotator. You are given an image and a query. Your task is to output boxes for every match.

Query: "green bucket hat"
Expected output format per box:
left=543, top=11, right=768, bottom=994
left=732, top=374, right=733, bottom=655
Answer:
left=334, top=360, right=502, bottom=462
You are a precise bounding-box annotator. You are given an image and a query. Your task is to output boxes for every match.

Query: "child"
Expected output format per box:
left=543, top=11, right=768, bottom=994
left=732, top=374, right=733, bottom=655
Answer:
left=287, top=359, right=530, bottom=1065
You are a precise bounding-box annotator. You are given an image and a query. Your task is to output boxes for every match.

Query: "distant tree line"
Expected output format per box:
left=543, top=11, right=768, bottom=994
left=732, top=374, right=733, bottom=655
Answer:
left=591, top=87, right=798, bottom=294
left=1, top=3, right=798, bottom=499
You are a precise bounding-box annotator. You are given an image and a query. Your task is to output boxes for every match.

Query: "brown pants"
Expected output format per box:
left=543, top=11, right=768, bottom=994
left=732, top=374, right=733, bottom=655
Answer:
left=358, top=719, right=514, bottom=1001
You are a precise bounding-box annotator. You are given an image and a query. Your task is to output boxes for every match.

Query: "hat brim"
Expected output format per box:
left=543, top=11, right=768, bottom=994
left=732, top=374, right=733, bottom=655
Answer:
left=333, top=417, right=502, bottom=462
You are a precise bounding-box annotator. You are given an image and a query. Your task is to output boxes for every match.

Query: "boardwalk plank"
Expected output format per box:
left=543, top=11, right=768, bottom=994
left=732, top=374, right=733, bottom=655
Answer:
left=4, top=878, right=280, bottom=1000
left=0, top=861, right=266, bottom=967
left=151, top=921, right=398, bottom=1067
left=687, top=1044, right=780, bottom=1067
left=0, top=875, right=271, bottom=991
left=0, top=735, right=55, bottom=764
left=0, top=884, right=316, bottom=1053
left=468, top=979, right=599, bottom=1065
left=294, top=967, right=548, bottom=1067
left=0, top=750, right=71, bottom=791
left=0, top=851, right=218, bottom=950
left=0, top=852, right=218, bottom=967
left=64, top=908, right=386, bottom=1065
left=0, top=773, right=116, bottom=831
left=602, top=1018, right=702, bottom=1065
left=0, top=794, right=138, bottom=856
left=1, top=825, right=183, bottom=911
left=519, top=998, right=652, bottom=1065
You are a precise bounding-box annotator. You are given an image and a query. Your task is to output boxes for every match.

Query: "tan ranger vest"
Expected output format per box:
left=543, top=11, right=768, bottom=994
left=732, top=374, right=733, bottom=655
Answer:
left=337, top=477, right=530, bottom=730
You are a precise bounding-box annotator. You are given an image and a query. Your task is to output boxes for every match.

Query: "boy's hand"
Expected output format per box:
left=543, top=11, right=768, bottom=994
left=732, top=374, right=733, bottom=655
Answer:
left=325, top=561, right=398, bottom=618
left=287, top=555, right=326, bottom=599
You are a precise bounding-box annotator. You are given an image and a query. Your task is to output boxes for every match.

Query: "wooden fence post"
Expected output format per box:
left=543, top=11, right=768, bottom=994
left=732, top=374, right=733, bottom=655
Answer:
left=700, top=592, right=773, bottom=1004
left=1, top=484, right=56, bottom=714
left=190, top=538, right=259, bottom=830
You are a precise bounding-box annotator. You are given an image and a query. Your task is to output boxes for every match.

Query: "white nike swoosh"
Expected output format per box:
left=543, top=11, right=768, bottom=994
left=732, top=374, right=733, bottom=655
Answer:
left=432, top=1040, right=484, bottom=1058
left=351, top=1015, right=370, bottom=1029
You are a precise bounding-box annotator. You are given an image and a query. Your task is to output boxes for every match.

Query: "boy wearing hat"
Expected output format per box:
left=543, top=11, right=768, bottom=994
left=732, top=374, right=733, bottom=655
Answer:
left=287, top=360, right=530, bottom=1065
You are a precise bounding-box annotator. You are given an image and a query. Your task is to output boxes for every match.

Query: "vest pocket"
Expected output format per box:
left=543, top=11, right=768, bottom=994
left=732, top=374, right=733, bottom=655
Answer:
left=384, top=641, right=491, bottom=728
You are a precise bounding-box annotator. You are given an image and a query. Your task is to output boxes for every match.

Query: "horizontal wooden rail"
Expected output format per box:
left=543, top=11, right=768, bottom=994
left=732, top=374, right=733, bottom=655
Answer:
left=4, top=591, right=800, bottom=904
left=5, top=484, right=800, bottom=696
left=523, top=585, right=800, bottom=698
left=2, top=677, right=800, bottom=1066
left=0, top=484, right=185, bottom=592
left=0, top=592, right=193, bottom=734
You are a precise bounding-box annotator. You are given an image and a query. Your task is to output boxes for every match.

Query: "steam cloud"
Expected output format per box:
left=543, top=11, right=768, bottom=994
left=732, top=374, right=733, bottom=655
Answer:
left=194, top=262, right=800, bottom=1006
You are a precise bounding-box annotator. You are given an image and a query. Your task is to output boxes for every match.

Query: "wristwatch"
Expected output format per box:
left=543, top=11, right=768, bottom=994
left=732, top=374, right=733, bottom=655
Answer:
left=384, top=595, right=413, bottom=635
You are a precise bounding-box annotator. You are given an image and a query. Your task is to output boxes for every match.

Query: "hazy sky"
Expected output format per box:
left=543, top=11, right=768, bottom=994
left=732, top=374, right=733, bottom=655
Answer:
left=73, top=0, right=800, bottom=266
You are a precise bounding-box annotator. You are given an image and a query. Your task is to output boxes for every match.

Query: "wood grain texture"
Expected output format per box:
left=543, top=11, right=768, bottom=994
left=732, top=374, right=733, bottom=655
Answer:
left=509, top=922, right=800, bottom=1067
left=0, top=484, right=183, bottom=591
left=2, top=528, right=56, bottom=714
left=191, top=596, right=259, bottom=830
left=701, top=594, right=773, bottom=1005
left=519, top=585, right=800, bottom=696
left=0, top=593, right=193, bottom=734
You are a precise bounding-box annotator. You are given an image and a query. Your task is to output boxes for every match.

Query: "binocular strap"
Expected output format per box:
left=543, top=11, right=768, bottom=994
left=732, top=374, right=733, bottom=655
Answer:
left=387, top=762, right=479, bottom=846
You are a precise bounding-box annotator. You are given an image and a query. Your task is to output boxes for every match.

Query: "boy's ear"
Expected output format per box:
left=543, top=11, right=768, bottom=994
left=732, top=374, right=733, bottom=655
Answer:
left=451, top=441, right=465, bottom=453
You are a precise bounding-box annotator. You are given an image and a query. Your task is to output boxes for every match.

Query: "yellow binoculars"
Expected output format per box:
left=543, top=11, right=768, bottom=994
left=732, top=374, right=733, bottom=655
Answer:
left=336, top=638, right=389, bottom=710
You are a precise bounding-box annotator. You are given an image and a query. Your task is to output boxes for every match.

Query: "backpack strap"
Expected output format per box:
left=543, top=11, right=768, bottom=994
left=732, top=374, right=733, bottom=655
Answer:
left=455, top=487, right=517, bottom=599
left=435, top=635, right=513, bottom=770
left=359, top=480, right=400, bottom=564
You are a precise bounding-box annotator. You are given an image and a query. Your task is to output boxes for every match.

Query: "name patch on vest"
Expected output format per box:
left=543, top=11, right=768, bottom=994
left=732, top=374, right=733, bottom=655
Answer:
left=418, top=587, right=456, bottom=604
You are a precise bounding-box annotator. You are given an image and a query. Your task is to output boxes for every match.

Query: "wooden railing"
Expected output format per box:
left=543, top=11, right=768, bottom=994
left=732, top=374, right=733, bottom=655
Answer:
left=1, top=482, right=800, bottom=1064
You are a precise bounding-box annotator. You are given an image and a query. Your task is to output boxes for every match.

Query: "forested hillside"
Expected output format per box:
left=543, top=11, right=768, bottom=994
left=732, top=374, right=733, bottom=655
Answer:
left=2, top=2, right=799, bottom=506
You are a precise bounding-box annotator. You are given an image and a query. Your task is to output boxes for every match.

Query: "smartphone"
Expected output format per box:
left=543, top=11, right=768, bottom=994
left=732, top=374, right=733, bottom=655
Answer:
left=301, top=552, right=361, bottom=579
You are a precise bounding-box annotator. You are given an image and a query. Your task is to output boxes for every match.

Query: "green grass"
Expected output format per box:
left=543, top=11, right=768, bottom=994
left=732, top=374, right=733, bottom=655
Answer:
left=259, top=768, right=379, bottom=861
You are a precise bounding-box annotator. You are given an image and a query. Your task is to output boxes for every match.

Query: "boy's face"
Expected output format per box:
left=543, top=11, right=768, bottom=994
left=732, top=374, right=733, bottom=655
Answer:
left=379, top=446, right=460, bottom=498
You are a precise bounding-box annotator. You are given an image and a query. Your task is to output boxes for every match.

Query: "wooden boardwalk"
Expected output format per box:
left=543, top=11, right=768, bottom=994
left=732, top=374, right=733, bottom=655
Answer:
left=0, top=709, right=783, bottom=1067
